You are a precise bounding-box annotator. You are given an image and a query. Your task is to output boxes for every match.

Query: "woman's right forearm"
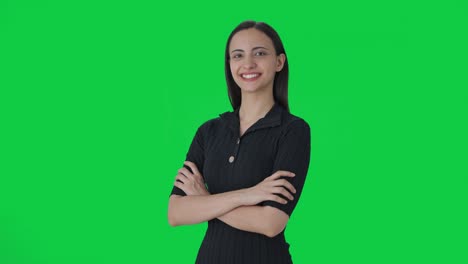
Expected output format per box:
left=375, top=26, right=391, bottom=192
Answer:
left=168, top=189, right=246, bottom=226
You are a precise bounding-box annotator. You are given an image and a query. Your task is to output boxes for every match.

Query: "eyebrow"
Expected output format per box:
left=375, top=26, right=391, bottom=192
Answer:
left=230, top=46, right=269, bottom=54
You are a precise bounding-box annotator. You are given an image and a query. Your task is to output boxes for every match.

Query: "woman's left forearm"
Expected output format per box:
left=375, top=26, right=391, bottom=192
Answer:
left=217, top=205, right=271, bottom=236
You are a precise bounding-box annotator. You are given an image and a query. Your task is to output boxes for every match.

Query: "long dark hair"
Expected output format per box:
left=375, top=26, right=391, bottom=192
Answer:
left=224, top=20, right=290, bottom=112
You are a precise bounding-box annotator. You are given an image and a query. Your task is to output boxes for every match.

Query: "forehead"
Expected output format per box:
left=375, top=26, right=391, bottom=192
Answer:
left=229, top=28, right=274, bottom=51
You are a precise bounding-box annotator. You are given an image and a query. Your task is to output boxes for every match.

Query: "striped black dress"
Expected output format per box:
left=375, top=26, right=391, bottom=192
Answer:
left=170, top=102, right=311, bottom=264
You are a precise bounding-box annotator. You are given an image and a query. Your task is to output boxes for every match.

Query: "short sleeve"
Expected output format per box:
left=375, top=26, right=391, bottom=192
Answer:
left=169, top=123, right=206, bottom=197
left=262, top=119, right=311, bottom=217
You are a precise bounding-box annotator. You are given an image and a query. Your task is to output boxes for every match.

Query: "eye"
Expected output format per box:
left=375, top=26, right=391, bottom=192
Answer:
left=255, top=51, right=267, bottom=56
left=232, top=53, right=242, bottom=59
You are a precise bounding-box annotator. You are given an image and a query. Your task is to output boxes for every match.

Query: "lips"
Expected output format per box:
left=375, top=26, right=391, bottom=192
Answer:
left=240, top=72, right=262, bottom=81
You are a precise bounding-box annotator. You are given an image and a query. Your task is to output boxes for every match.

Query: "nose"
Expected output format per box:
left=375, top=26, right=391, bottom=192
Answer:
left=242, top=55, right=256, bottom=69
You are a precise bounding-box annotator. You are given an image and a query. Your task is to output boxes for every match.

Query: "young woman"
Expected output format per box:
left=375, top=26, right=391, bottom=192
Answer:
left=168, top=20, right=311, bottom=264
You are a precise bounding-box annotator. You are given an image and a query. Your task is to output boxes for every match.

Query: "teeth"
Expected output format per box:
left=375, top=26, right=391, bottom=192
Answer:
left=242, top=73, right=259, bottom=79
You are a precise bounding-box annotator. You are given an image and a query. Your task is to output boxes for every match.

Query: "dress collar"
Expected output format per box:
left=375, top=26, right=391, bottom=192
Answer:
left=219, top=102, right=283, bottom=136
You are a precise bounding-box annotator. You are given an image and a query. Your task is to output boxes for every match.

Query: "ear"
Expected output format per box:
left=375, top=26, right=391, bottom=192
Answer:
left=276, top=53, right=286, bottom=72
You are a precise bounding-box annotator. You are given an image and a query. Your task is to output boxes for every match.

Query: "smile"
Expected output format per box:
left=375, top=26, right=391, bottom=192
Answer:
left=241, top=73, right=261, bottom=80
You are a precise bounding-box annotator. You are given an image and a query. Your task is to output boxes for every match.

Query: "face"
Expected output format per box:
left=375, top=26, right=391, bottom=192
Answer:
left=229, top=28, right=285, bottom=94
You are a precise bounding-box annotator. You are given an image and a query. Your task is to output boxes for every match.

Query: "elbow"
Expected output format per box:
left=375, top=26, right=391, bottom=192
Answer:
left=167, top=210, right=179, bottom=227
left=262, top=219, right=286, bottom=238
left=167, top=195, right=182, bottom=227
left=261, top=207, right=288, bottom=238
left=168, top=215, right=179, bottom=227
left=264, top=225, right=284, bottom=238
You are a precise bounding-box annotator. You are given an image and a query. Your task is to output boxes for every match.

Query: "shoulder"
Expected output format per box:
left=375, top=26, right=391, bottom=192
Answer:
left=275, top=110, right=311, bottom=151
left=194, top=114, right=226, bottom=136
left=197, top=117, right=219, bottom=130
left=280, top=110, right=310, bottom=135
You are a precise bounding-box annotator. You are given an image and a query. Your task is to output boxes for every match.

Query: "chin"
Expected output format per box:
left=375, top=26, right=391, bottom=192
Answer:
left=239, top=85, right=268, bottom=94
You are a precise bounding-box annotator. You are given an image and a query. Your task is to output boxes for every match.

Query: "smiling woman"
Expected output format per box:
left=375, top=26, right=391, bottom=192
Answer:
left=167, top=20, right=311, bottom=264
left=228, top=28, right=286, bottom=100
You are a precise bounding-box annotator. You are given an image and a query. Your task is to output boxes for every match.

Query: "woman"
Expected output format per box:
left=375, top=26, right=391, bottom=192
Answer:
left=168, top=20, right=311, bottom=264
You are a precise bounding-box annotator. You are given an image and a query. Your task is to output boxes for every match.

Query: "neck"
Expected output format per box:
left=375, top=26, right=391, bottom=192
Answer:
left=238, top=90, right=275, bottom=123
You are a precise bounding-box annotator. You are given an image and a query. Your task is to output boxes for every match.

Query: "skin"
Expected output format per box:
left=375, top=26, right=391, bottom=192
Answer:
left=168, top=28, right=295, bottom=238
left=175, top=161, right=296, bottom=206
left=229, top=28, right=286, bottom=135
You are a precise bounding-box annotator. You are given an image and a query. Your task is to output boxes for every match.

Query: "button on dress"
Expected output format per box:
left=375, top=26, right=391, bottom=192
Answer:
left=170, top=102, right=311, bottom=264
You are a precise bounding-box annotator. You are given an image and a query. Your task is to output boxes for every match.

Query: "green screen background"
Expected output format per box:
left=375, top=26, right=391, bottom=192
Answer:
left=1, top=1, right=467, bottom=263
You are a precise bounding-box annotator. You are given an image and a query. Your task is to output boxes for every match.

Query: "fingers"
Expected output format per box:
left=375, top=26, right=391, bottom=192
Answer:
left=178, top=167, right=192, bottom=178
left=173, top=161, right=203, bottom=194
left=272, top=187, right=294, bottom=201
left=175, top=174, right=188, bottom=184
left=264, top=171, right=297, bottom=195
left=262, top=171, right=298, bottom=204
left=269, top=195, right=288, bottom=204
left=184, top=161, right=201, bottom=177
left=273, top=179, right=296, bottom=194
left=174, top=180, right=186, bottom=192
left=267, top=170, right=295, bottom=181
left=174, top=167, right=191, bottom=185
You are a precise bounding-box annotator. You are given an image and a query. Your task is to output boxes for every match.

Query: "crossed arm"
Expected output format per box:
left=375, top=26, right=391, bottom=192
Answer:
left=167, top=161, right=294, bottom=238
left=216, top=203, right=290, bottom=238
left=168, top=194, right=290, bottom=238
left=169, top=120, right=310, bottom=237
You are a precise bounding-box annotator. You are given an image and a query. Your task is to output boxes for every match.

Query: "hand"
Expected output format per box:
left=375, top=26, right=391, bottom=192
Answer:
left=240, top=170, right=297, bottom=206
left=173, top=161, right=210, bottom=196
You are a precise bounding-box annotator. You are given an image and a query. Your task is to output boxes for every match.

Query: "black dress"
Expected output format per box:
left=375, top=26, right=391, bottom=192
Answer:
left=170, top=102, right=311, bottom=264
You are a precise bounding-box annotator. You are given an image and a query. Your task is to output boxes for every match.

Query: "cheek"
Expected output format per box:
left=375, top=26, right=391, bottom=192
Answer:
left=267, top=61, right=279, bottom=73
left=230, top=63, right=238, bottom=76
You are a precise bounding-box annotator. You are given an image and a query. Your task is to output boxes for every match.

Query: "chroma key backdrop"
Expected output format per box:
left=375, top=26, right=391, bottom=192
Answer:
left=1, top=1, right=467, bottom=264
